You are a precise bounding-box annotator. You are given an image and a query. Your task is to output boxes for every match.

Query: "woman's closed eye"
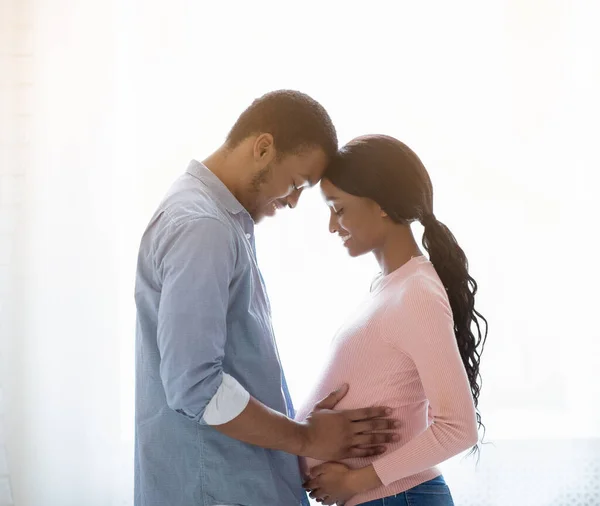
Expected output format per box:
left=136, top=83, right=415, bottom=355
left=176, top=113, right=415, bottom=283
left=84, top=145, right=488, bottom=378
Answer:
left=334, top=208, right=344, bottom=216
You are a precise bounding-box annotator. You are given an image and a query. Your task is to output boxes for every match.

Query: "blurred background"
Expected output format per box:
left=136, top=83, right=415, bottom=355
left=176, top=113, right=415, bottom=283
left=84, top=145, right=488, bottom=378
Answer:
left=1, top=0, right=599, bottom=505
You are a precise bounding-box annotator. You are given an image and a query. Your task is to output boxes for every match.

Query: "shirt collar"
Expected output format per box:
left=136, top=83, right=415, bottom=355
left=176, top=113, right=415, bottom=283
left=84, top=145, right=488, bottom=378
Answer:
left=186, top=159, right=246, bottom=216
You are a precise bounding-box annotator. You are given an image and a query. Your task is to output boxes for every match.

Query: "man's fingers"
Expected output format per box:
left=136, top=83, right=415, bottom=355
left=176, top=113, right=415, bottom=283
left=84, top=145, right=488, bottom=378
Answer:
left=315, top=384, right=349, bottom=410
left=354, top=432, right=399, bottom=446
left=346, top=445, right=387, bottom=458
left=343, top=406, right=391, bottom=421
left=352, top=418, right=398, bottom=434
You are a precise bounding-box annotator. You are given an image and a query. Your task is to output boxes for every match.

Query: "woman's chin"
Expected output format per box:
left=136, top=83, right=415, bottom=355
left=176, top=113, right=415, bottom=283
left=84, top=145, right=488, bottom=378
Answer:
left=344, top=243, right=366, bottom=258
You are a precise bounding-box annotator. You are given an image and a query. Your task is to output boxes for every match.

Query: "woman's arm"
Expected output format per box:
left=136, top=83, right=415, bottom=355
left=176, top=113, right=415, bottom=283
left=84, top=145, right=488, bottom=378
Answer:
left=371, top=279, right=478, bottom=486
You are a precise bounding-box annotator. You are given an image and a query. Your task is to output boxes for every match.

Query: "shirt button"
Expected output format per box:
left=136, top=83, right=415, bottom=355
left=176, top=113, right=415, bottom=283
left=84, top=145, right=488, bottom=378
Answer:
left=245, top=233, right=251, bottom=239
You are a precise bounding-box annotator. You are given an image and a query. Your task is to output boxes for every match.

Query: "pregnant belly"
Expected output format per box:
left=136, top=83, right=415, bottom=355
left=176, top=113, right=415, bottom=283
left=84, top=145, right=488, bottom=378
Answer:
left=301, top=404, right=429, bottom=475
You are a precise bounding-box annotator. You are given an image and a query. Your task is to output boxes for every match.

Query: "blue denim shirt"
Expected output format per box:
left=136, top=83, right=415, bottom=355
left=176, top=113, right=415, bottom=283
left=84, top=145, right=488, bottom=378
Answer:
left=134, top=160, right=306, bottom=506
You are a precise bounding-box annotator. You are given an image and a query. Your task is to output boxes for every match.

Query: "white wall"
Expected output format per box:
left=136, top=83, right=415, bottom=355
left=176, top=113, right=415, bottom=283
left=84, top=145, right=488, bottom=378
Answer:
left=0, top=0, right=32, bottom=503
left=3, top=1, right=136, bottom=504
left=2, top=1, right=599, bottom=505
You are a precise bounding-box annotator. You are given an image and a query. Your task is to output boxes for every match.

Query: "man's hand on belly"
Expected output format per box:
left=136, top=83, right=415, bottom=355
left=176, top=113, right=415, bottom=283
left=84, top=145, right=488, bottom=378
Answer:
left=299, top=384, right=400, bottom=461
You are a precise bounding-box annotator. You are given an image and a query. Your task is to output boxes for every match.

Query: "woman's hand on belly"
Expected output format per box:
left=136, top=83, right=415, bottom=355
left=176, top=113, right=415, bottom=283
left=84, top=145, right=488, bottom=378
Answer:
left=303, top=462, right=383, bottom=505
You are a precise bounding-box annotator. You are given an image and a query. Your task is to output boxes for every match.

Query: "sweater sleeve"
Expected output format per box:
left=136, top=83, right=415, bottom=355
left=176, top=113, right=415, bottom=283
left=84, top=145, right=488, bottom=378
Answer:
left=372, top=277, right=478, bottom=486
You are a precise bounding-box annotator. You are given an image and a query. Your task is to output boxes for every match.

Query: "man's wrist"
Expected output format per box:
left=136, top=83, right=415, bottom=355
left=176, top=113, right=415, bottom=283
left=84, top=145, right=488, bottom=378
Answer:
left=266, top=417, right=309, bottom=456
left=288, top=420, right=310, bottom=457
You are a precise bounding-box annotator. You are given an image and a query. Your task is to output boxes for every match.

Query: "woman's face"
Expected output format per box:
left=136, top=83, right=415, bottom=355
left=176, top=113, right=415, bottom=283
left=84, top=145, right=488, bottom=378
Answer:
left=320, top=178, right=387, bottom=257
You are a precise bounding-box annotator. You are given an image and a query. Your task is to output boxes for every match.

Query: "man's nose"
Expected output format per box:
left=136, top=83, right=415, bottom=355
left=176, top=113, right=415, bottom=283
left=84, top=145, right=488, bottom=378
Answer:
left=286, top=187, right=303, bottom=209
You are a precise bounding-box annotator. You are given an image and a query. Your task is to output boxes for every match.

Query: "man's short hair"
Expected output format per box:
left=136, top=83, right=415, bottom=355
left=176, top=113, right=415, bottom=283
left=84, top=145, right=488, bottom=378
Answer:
left=226, top=90, right=338, bottom=160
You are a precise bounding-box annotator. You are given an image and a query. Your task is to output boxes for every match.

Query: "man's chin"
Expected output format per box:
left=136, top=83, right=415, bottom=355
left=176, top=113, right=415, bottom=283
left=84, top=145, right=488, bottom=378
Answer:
left=252, top=204, right=278, bottom=223
left=249, top=208, right=270, bottom=223
left=251, top=213, right=265, bottom=224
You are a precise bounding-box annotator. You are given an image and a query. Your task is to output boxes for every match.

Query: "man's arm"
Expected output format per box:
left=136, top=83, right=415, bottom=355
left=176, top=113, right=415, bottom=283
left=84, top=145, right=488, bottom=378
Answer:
left=155, top=216, right=397, bottom=461
left=215, top=385, right=398, bottom=461
left=155, top=216, right=240, bottom=424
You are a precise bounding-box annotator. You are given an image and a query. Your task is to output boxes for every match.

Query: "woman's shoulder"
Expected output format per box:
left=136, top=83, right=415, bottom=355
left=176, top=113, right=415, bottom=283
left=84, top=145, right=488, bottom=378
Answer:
left=384, top=264, right=451, bottom=317
left=389, top=260, right=445, bottom=297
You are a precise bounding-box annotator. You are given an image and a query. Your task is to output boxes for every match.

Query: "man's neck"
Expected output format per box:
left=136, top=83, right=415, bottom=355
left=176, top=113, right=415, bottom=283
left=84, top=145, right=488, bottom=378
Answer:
left=202, top=146, right=245, bottom=201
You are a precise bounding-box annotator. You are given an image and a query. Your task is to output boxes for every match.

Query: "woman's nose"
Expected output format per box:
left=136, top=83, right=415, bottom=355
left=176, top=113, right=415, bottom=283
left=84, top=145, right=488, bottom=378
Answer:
left=329, top=211, right=338, bottom=234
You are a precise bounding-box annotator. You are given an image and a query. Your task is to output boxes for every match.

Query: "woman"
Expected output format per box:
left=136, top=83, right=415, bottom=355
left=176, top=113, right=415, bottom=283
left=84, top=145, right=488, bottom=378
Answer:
left=297, top=135, right=488, bottom=506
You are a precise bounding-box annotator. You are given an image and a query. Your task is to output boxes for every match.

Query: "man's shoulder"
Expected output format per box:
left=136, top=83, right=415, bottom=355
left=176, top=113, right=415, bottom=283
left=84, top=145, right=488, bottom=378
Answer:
left=139, top=175, right=239, bottom=262
left=158, top=174, right=229, bottom=228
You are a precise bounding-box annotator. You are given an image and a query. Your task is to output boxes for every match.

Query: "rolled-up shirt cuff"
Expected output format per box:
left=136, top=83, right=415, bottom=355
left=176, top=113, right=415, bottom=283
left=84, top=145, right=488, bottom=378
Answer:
left=202, top=373, right=250, bottom=425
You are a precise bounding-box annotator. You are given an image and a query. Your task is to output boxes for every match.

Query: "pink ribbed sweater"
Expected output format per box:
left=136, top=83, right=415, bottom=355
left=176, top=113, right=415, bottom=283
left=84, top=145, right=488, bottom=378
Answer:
left=296, top=256, right=478, bottom=506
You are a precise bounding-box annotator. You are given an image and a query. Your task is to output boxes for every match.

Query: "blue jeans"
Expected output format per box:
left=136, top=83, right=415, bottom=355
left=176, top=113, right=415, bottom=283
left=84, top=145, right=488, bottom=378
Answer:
left=357, top=476, right=454, bottom=506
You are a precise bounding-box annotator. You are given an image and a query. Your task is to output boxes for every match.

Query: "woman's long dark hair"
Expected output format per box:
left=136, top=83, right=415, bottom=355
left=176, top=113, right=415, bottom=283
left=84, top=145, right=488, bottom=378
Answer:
left=325, top=135, right=488, bottom=453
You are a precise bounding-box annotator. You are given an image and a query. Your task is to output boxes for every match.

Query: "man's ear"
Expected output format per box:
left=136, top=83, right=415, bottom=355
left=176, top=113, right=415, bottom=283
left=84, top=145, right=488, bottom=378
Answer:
left=253, top=133, right=275, bottom=163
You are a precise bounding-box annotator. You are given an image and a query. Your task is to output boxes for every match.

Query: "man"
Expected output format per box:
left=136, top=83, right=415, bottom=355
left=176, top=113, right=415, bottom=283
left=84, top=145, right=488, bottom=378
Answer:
left=134, top=90, right=397, bottom=506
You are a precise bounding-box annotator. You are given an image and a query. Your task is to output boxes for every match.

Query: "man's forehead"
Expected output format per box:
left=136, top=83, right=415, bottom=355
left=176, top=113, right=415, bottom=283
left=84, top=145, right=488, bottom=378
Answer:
left=296, top=164, right=326, bottom=188
left=285, top=147, right=328, bottom=185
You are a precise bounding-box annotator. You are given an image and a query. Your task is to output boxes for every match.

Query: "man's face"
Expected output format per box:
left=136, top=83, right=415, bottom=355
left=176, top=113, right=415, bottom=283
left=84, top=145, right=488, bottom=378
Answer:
left=243, top=144, right=329, bottom=223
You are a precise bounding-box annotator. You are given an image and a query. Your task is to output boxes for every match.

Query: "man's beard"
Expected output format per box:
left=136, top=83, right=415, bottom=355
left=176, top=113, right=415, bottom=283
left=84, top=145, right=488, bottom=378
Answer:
left=244, top=164, right=273, bottom=222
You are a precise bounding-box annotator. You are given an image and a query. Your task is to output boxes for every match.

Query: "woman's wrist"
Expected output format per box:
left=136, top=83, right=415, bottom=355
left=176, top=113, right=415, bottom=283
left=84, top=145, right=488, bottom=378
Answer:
left=346, top=465, right=383, bottom=495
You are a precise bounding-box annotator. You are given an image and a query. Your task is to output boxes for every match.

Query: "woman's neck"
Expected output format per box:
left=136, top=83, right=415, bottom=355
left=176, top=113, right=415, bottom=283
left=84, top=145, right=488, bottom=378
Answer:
left=374, top=224, right=423, bottom=276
